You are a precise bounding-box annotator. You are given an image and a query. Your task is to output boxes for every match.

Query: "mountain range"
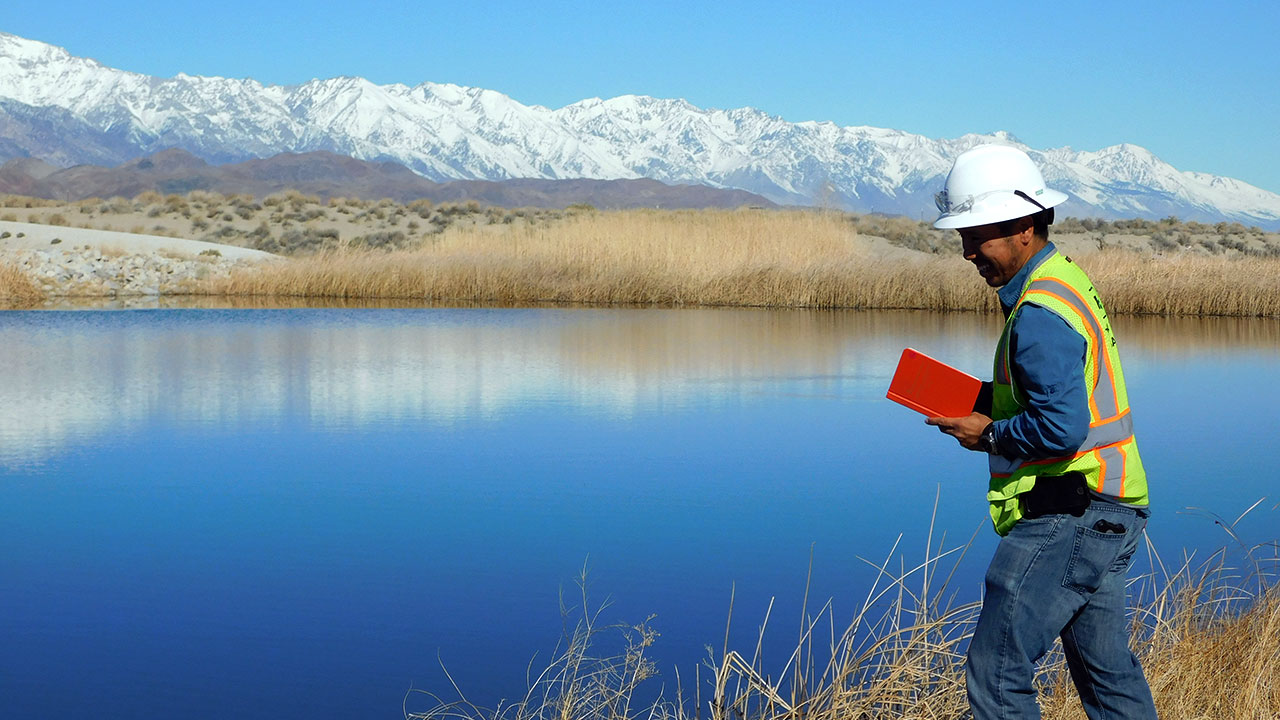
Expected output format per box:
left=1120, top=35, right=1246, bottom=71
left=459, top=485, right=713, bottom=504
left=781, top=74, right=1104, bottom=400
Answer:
left=1, top=31, right=1278, bottom=229
left=0, top=148, right=775, bottom=209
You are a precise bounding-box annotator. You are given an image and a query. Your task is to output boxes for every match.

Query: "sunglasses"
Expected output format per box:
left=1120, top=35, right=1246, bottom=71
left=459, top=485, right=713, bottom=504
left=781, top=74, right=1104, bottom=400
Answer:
left=934, top=188, right=1047, bottom=215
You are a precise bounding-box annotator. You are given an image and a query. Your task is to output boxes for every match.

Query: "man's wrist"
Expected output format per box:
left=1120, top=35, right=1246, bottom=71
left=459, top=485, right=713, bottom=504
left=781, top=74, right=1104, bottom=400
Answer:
left=978, top=422, right=999, bottom=455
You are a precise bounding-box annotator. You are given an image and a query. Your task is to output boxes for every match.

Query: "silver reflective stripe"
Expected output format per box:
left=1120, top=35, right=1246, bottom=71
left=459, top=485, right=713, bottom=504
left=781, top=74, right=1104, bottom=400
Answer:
left=1086, top=411, right=1133, bottom=447
left=1097, top=444, right=1127, bottom=496
left=987, top=412, right=1134, bottom=477
left=1024, top=278, right=1120, bottom=418
left=995, top=331, right=1011, bottom=384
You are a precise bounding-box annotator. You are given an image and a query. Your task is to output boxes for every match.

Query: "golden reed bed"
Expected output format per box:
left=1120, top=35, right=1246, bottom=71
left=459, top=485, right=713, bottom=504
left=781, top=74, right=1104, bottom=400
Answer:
left=200, top=210, right=1280, bottom=316
left=6, top=209, right=1280, bottom=315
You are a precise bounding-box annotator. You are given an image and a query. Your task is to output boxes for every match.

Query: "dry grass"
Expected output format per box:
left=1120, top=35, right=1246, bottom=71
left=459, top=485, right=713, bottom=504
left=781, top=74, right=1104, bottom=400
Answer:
left=405, top=499, right=1279, bottom=720
left=193, top=209, right=1280, bottom=316
left=1080, top=252, right=1280, bottom=317
left=0, top=261, right=43, bottom=307
left=198, top=209, right=995, bottom=311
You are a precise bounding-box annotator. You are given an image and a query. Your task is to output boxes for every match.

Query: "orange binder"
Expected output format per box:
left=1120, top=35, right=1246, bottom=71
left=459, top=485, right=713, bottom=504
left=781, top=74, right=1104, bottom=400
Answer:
left=886, top=348, right=982, bottom=418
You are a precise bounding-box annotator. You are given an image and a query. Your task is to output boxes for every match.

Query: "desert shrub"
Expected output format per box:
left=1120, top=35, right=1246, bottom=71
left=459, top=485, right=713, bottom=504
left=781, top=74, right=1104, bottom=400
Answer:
left=246, top=222, right=271, bottom=242
left=47, top=213, right=68, bottom=226
left=254, top=227, right=339, bottom=255
left=1197, top=236, right=1222, bottom=253
left=1, top=195, right=58, bottom=208
left=350, top=230, right=407, bottom=250
left=199, top=248, right=222, bottom=257
left=408, top=198, right=433, bottom=217
left=134, top=191, right=163, bottom=205
left=1151, top=230, right=1179, bottom=252
left=849, top=213, right=956, bottom=254
left=1218, top=236, right=1248, bottom=253
left=0, top=213, right=16, bottom=221
left=187, top=190, right=222, bottom=206
left=203, top=224, right=240, bottom=240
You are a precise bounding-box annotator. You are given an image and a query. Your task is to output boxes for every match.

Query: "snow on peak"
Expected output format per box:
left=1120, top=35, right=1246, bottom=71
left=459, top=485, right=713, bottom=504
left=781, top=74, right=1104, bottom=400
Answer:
left=0, top=31, right=1278, bottom=226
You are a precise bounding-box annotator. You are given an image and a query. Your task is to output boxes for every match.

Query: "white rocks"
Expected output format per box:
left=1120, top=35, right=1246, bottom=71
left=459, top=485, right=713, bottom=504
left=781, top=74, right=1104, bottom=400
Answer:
left=3, top=244, right=251, bottom=298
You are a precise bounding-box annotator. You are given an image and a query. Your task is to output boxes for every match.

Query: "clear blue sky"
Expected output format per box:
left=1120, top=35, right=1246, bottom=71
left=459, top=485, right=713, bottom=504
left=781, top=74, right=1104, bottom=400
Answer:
left=3, top=1, right=1278, bottom=192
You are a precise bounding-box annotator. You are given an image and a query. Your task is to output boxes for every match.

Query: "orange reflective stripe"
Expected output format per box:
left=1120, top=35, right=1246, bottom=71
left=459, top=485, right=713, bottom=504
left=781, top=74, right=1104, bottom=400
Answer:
left=1032, top=276, right=1122, bottom=418
left=1023, top=288, right=1104, bottom=420
left=1095, top=447, right=1108, bottom=494
left=988, top=432, right=1135, bottom=478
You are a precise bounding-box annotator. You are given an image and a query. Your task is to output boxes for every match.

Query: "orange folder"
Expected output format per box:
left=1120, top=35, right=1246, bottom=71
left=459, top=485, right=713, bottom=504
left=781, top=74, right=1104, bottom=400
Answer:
left=886, top=348, right=982, bottom=418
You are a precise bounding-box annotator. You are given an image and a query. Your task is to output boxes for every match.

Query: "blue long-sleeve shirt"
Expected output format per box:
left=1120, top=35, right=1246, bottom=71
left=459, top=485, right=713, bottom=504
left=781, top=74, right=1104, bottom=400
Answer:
left=990, top=243, right=1090, bottom=460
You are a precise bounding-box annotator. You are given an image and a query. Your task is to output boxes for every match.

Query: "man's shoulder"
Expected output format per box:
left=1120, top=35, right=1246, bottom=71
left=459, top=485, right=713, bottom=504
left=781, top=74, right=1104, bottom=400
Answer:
left=1010, top=301, right=1083, bottom=345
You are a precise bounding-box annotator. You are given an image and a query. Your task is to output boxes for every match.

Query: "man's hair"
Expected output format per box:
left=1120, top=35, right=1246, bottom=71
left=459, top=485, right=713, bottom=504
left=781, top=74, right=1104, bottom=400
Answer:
left=1032, top=208, right=1054, bottom=241
left=993, top=209, right=1053, bottom=242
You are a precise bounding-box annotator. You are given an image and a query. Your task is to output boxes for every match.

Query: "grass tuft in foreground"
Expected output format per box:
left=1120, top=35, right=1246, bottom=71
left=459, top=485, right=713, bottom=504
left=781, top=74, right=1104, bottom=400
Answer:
left=406, top=506, right=1279, bottom=720
left=0, top=261, right=44, bottom=307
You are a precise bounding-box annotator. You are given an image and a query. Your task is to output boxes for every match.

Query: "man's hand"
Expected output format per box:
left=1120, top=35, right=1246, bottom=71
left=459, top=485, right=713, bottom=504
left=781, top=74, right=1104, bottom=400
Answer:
left=925, top=412, right=993, bottom=451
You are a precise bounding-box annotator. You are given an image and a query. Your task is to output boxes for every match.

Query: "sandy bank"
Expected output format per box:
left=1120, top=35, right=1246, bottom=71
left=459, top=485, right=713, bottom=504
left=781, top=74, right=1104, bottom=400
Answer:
left=0, top=221, right=277, bottom=261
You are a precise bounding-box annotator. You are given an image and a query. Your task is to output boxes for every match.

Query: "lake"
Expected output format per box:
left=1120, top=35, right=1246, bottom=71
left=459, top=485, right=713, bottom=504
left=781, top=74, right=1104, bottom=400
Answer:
left=1, top=307, right=1276, bottom=719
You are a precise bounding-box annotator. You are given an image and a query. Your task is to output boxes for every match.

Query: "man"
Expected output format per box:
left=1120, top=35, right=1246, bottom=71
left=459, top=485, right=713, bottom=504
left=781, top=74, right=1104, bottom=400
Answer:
left=925, top=144, right=1158, bottom=719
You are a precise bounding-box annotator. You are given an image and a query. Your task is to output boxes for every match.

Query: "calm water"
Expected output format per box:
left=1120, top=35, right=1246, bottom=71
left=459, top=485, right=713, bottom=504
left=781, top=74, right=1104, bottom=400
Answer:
left=1, top=308, right=1276, bottom=719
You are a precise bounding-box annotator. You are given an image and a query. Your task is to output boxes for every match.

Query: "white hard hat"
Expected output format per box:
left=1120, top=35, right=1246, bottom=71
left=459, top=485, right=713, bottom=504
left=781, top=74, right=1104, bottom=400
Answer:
left=933, top=144, right=1068, bottom=230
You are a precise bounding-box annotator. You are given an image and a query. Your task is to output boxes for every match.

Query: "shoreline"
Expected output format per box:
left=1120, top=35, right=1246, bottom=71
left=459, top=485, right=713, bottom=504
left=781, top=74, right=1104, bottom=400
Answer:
left=4, top=209, right=1280, bottom=317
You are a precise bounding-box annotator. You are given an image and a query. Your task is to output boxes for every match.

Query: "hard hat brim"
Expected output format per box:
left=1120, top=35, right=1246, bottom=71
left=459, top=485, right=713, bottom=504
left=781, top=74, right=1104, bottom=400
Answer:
left=933, top=187, right=1069, bottom=230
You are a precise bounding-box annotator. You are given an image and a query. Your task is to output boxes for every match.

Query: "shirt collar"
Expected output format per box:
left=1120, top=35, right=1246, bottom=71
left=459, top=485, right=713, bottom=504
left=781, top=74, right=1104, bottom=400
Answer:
left=997, top=241, right=1057, bottom=312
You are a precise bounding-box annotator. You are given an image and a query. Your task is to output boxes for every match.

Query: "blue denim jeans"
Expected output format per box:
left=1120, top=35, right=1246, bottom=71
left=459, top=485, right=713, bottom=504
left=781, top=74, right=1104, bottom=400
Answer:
left=966, top=496, right=1157, bottom=719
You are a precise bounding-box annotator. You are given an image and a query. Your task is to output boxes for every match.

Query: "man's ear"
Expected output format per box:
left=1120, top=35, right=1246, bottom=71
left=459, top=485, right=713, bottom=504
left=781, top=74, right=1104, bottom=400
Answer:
left=1017, top=220, right=1037, bottom=247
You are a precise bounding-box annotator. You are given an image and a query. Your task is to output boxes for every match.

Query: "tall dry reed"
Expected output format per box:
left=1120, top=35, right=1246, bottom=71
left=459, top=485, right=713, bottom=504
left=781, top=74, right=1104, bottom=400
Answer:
left=0, top=261, right=43, bottom=307
left=197, top=210, right=1280, bottom=316
left=1079, top=252, right=1280, bottom=317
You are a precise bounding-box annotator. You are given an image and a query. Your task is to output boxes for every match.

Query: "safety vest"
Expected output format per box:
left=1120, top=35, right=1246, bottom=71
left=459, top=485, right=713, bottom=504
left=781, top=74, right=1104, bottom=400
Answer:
left=987, top=251, right=1148, bottom=535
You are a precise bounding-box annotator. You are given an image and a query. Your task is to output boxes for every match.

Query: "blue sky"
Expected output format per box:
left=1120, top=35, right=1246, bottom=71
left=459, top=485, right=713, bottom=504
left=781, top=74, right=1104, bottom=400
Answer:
left=3, top=1, right=1278, bottom=192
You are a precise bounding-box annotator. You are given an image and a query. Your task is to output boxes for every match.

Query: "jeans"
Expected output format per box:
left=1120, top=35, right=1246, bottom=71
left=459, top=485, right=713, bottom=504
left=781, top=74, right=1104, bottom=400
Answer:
left=966, top=497, right=1157, bottom=719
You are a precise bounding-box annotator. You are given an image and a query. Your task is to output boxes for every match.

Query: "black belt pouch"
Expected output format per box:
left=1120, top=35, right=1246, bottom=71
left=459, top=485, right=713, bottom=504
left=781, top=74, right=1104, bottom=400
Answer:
left=1021, top=471, right=1091, bottom=518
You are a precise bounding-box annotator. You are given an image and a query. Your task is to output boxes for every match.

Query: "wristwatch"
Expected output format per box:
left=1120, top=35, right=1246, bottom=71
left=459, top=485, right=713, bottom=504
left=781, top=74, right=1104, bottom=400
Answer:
left=978, top=422, right=999, bottom=455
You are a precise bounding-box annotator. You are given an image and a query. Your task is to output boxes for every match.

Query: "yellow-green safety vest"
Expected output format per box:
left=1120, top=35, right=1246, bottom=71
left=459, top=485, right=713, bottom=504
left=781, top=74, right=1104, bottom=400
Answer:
left=988, top=251, right=1149, bottom=535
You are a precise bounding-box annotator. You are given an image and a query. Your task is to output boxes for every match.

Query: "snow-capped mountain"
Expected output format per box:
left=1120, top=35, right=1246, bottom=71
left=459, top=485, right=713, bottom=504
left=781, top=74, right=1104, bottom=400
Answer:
left=2, top=31, right=1279, bottom=228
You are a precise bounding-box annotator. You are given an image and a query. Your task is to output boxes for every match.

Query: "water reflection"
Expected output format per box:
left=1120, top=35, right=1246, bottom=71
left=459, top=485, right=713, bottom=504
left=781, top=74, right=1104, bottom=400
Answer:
left=1115, top=314, right=1280, bottom=355
left=2, top=308, right=1277, bottom=468
left=1, top=307, right=1275, bottom=720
